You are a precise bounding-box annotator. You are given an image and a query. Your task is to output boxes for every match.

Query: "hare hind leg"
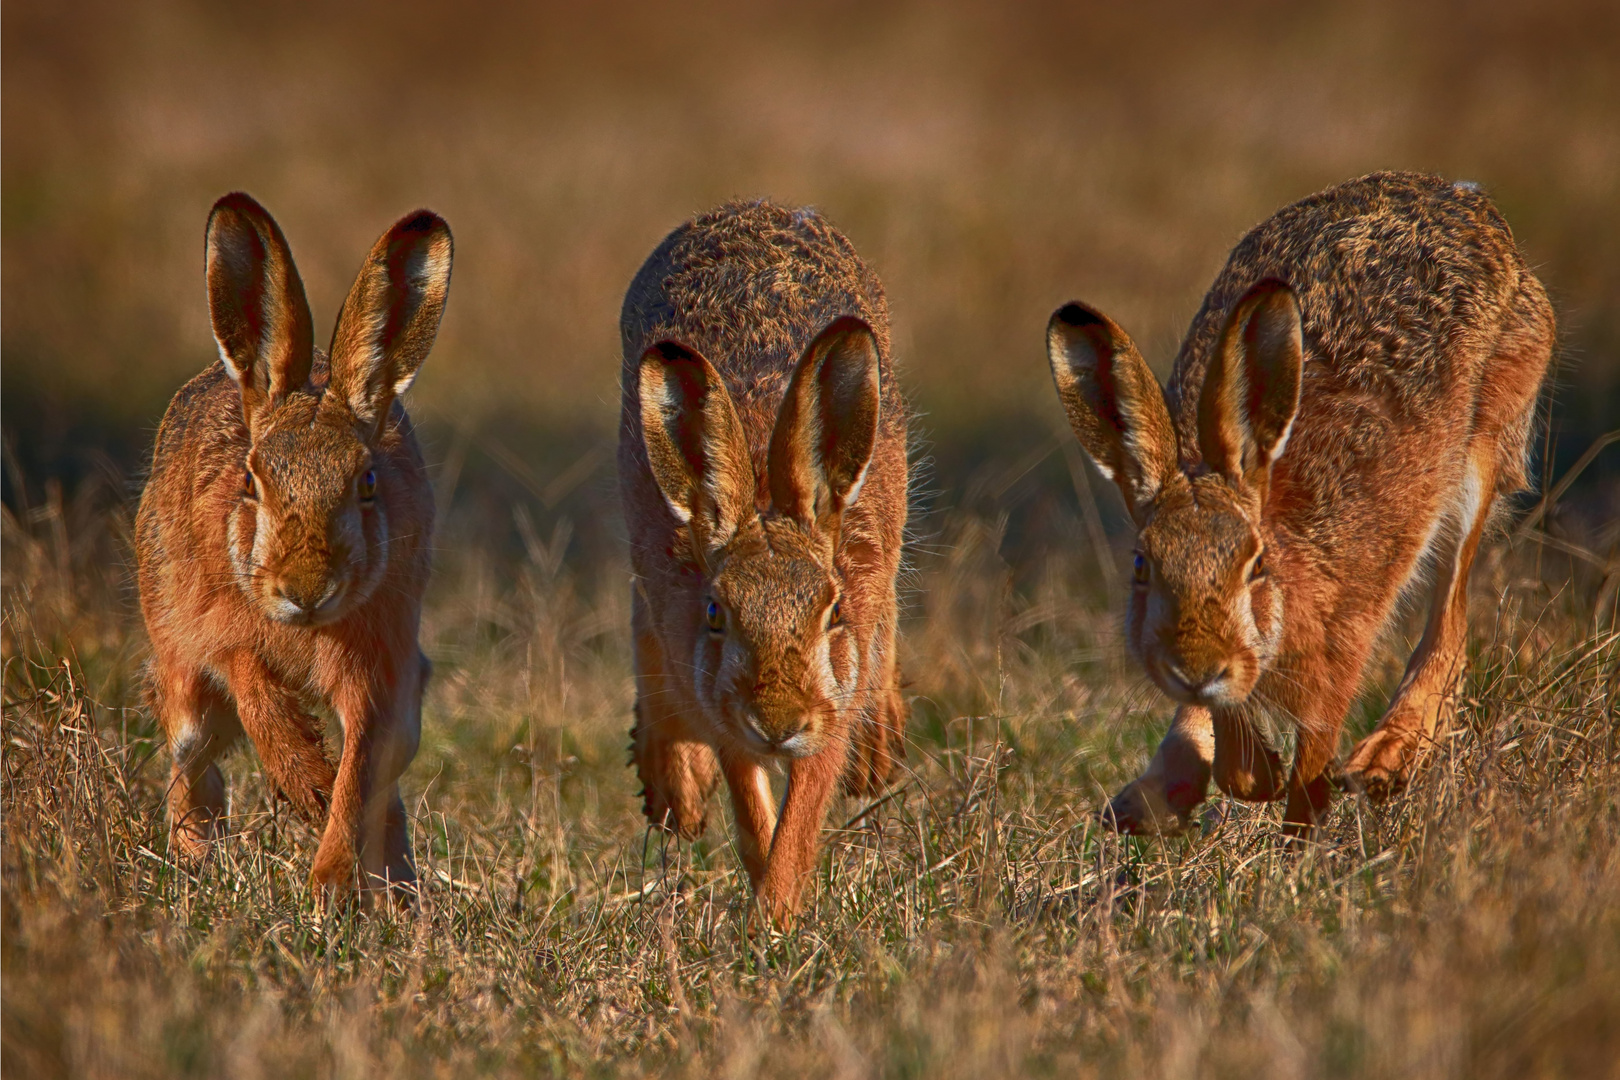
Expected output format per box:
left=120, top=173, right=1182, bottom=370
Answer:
left=1342, top=441, right=1503, bottom=798
left=630, top=587, right=718, bottom=839
left=355, top=653, right=428, bottom=895
left=156, top=663, right=242, bottom=859
left=1343, top=305, right=1549, bottom=800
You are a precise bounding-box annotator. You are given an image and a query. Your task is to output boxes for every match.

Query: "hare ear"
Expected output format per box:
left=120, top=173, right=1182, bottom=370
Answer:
left=768, top=316, right=881, bottom=534
left=327, top=210, right=453, bottom=437
left=205, top=193, right=314, bottom=429
left=1047, top=302, right=1177, bottom=524
left=1199, top=279, right=1302, bottom=492
left=638, top=341, right=756, bottom=562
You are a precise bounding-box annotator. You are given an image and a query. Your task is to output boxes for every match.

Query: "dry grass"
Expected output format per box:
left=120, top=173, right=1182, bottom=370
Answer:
left=3, top=479, right=1618, bottom=1078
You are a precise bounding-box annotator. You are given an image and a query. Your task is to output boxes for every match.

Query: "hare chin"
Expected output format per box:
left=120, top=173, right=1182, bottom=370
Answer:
left=257, top=586, right=352, bottom=627
left=725, top=714, right=823, bottom=761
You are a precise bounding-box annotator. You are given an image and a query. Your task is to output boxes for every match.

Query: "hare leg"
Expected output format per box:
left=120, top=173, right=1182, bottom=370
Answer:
left=1211, top=708, right=1287, bottom=802
left=1345, top=291, right=1551, bottom=799
left=313, top=650, right=424, bottom=898
left=354, top=653, right=427, bottom=895
left=630, top=587, right=718, bottom=839
left=1283, top=729, right=1344, bottom=834
left=226, top=653, right=336, bottom=828
left=1276, top=660, right=1373, bottom=833
left=155, top=662, right=241, bottom=859
left=1103, top=706, right=1215, bottom=834
left=721, top=753, right=778, bottom=888
left=843, top=658, right=907, bottom=797
left=756, top=738, right=847, bottom=927
left=1343, top=443, right=1499, bottom=800
left=372, top=652, right=430, bottom=891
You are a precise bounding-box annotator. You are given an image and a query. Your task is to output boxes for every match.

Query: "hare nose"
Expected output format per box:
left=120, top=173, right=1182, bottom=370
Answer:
left=276, top=575, right=335, bottom=615
left=1167, top=662, right=1231, bottom=696
left=275, top=582, right=318, bottom=614
left=753, top=705, right=806, bottom=747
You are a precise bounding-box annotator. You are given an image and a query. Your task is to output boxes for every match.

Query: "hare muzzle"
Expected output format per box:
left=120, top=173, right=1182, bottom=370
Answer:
left=1129, top=481, right=1277, bottom=710
left=709, top=616, right=848, bottom=759
left=237, top=412, right=379, bottom=626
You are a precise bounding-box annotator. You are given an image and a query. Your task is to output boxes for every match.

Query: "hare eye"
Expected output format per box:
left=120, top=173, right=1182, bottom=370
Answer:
left=1250, top=548, right=1267, bottom=581
left=359, top=469, right=377, bottom=501
left=827, top=600, right=842, bottom=629
left=1132, top=552, right=1149, bottom=585
left=242, top=468, right=256, bottom=498
left=705, top=600, right=724, bottom=633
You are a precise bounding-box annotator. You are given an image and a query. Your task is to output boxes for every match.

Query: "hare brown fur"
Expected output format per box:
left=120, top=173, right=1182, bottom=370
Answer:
left=1046, top=172, right=1553, bottom=834
left=620, top=200, right=908, bottom=926
left=136, top=193, right=452, bottom=897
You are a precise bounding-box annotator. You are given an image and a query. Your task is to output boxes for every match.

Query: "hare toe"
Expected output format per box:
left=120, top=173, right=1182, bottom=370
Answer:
left=1212, top=726, right=1287, bottom=803
left=641, top=787, right=708, bottom=841
left=1341, top=729, right=1417, bottom=802
left=169, top=809, right=224, bottom=863
left=1102, top=774, right=1195, bottom=835
left=309, top=837, right=360, bottom=900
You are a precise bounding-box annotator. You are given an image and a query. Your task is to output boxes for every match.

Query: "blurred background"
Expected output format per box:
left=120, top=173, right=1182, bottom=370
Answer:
left=4, top=0, right=1617, bottom=619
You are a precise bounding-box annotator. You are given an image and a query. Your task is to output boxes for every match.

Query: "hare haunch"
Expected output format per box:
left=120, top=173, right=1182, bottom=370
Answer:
left=1046, top=172, right=1552, bottom=833
left=620, top=201, right=909, bottom=925
left=137, top=193, right=451, bottom=896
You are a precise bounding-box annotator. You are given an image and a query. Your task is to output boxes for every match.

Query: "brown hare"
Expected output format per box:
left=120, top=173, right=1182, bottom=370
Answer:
left=620, top=201, right=908, bottom=926
left=1046, top=172, right=1552, bottom=834
left=137, top=192, right=451, bottom=897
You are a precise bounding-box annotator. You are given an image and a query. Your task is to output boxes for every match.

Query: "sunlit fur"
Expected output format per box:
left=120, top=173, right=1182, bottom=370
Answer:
left=620, top=201, right=909, bottom=927
left=1048, top=172, right=1554, bottom=835
left=1127, top=473, right=1281, bottom=709
left=695, top=516, right=857, bottom=759
left=136, top=193, right=450, bottom=901
left=229, top=391, right=385, bottom=626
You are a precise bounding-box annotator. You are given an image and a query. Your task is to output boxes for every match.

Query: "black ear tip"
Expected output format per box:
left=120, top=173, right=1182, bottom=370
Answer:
left=1252, top=278, right=1296, bottom=301
left=825, top=314, right=874, bottom=336
left=207, top=193, right=264, bottom=237
left=1054, top=302, right=1103, bottom=329
left=211, top=191, right=266, bottom=216
left=654, top=341, right=688, bottom=362
left=397, top=209, right=450, bottom=238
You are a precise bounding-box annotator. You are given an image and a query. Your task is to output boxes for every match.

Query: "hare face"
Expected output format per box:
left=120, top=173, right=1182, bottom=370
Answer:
left=1048, top=282, right=1303, bottom=712
left=694, top=518, right=855, bottom=758
left=1128, top=475, right=1282, bottom=708
left=200, top=193, right=450, bottom=630
left=637, top=315, right=883, bottom=761
left=230, top=393, right=385, bottom=626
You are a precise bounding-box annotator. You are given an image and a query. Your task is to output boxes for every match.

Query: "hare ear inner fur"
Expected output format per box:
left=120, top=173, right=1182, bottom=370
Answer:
left=205, top=192, right=315, bottom=428
left=638, top=341, right=756, bottom=562
left=1197, top=278, right=1303, bottom=490
left=1045, top=301, right=1178, bottom=524
left=767, top=315, right=881, bottom=533
left=326, top=210, right=454, bottom=438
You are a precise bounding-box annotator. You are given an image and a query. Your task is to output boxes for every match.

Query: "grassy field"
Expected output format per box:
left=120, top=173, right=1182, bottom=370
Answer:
left=3, top=481, right=1618, bottom=1077
left=5, top=1, right=1620, bottom=1076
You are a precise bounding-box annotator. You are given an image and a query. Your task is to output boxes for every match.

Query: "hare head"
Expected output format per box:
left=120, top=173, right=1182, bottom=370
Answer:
left=1047, top=280, right=1303, bottom=709
left=207, top=193, right=452, bottom=626
left=639, top=316, right=881, bottom=758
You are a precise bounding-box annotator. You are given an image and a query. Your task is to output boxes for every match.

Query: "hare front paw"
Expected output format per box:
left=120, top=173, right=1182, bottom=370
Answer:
left=1101, top=774, right=1197, bottom=835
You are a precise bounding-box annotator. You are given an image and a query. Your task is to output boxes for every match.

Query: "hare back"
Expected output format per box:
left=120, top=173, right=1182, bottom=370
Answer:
left=136, top=357, right=432, bottom=677
left=1168, top=172, right=1545, bottom=459
left=620, top=200, right=905, bottom=488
